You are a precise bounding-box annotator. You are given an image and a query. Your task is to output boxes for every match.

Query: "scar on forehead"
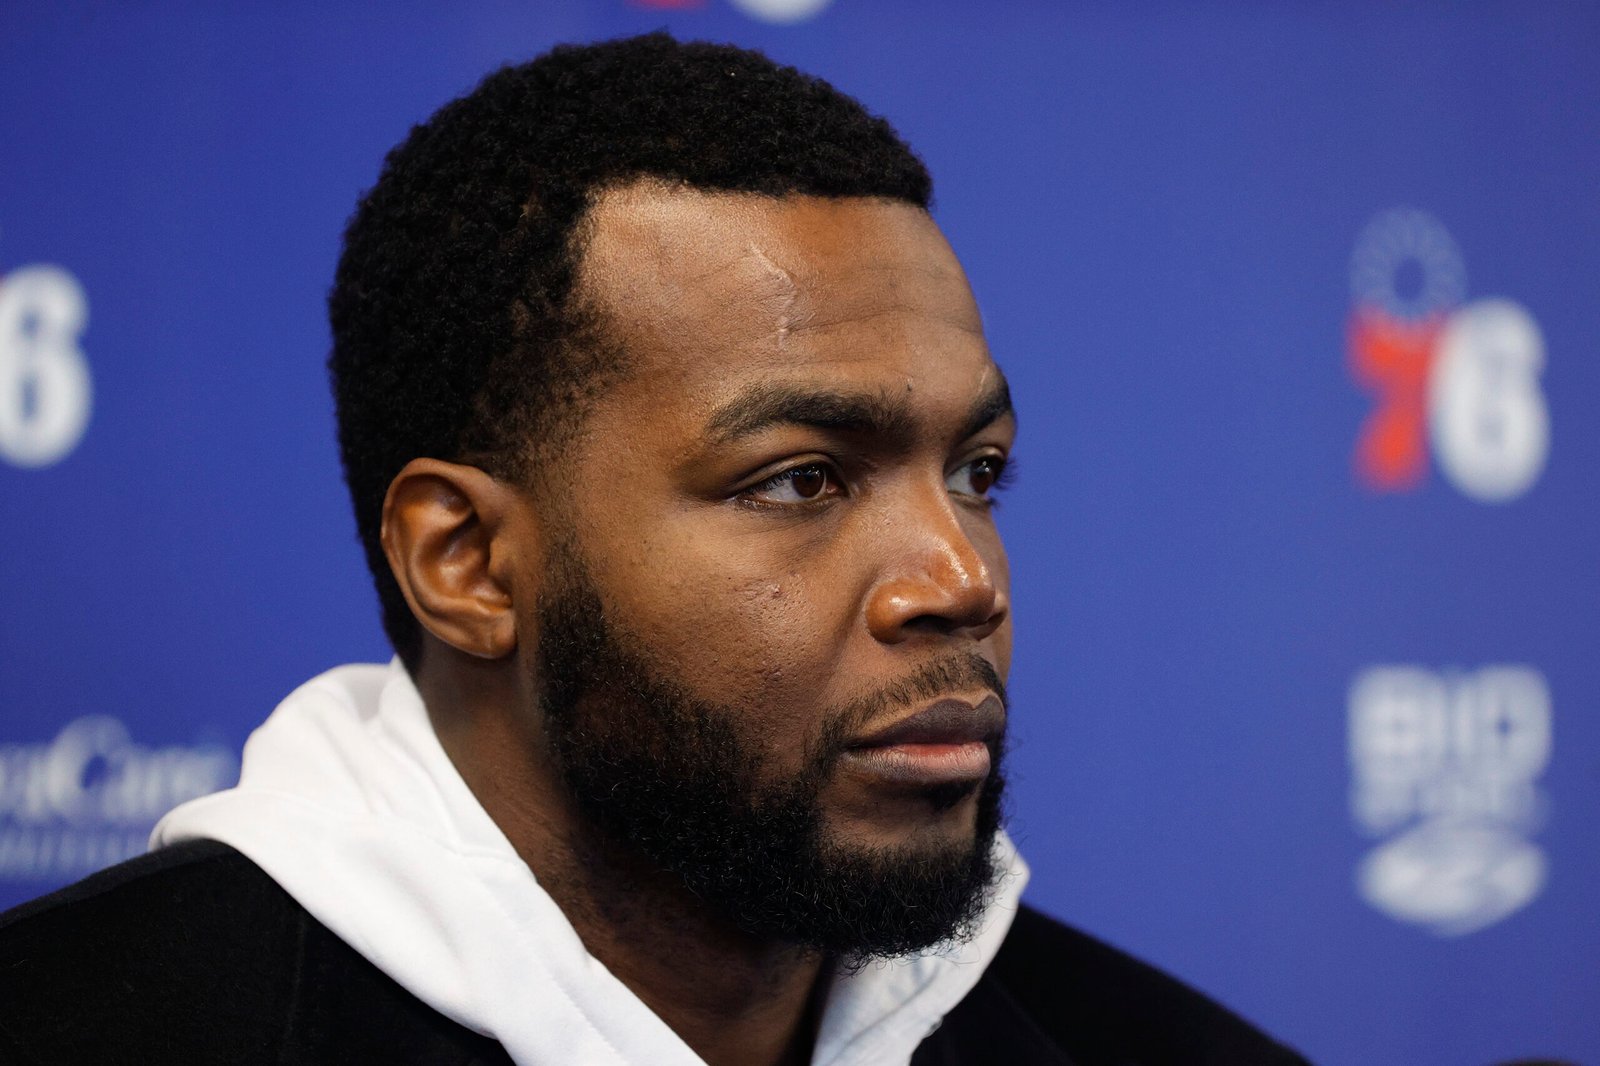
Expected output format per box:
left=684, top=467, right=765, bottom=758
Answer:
left=745, top=243, right=801, bottom=343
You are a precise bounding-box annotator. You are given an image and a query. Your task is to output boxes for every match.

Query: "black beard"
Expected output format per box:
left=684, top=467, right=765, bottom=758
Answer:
left=533, top=549, right=1007, bottom=959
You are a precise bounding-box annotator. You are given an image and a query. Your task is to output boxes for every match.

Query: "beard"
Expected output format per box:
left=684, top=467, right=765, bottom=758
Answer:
left=533, top=548, right=1007, bottom=960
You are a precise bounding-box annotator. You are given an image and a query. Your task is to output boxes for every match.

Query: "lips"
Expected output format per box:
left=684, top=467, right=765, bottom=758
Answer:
left=840, top=695, right=1005, bottom=789
left=850, top=696, right=1005, bottom=750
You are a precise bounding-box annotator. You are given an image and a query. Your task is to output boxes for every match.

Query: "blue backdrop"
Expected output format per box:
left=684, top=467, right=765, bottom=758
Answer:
left=2, top=4, right=1595, bottom=1063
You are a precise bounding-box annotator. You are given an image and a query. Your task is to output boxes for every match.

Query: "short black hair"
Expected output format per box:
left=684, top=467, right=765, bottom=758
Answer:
left=328, top=32, right=933, bottom=670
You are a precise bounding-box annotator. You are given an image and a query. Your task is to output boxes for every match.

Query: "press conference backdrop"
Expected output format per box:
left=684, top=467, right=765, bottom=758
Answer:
left=2, top=3, right=1595, bottom=1063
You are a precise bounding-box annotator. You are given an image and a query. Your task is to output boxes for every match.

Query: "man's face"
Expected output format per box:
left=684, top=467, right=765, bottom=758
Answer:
left=523, top=185, right=1015, bottom=954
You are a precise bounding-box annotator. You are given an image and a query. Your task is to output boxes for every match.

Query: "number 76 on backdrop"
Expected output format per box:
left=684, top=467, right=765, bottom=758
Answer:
left=1347, top=208, right=1548, bottom=504
left=0, top=238, right=91, bottom=470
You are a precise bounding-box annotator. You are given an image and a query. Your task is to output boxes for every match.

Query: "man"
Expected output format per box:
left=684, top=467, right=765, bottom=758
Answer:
left=0, top=34, right=1308, bottom=1065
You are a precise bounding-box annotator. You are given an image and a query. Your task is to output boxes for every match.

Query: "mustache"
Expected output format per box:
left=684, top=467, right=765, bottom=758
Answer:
left=813, top=653, right=1008, bottom=760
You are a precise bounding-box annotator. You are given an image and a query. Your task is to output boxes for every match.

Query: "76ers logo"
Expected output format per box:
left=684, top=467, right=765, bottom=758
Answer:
left=1348, top=209, right=1548, bottom=503
left=0, top=239, right=91, bottom=469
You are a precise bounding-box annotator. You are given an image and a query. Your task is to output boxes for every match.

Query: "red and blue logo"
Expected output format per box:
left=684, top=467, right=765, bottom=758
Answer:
left=1348, top=209, right=1548, bottom=503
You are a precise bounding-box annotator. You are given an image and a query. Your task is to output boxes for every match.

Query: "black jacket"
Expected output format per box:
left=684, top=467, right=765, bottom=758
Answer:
left=0, top=841, right=1309, bottom=1064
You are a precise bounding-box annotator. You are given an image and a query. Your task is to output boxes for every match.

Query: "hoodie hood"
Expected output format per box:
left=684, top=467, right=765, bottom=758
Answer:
left=153, top=661, right=1029, bottom=1066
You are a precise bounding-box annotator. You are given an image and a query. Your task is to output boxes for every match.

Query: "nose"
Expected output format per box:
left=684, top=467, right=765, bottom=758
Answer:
left=864, top=489, right=1009, bottom=645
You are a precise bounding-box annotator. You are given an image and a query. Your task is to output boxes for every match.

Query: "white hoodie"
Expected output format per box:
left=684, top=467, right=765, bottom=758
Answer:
left=152, top=660, right=1028, bottom=1066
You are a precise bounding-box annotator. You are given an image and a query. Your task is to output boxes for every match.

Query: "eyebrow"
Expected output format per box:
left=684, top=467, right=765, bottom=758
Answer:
left=703, top=371, right=1014, bottom=446
left=959, top=373, right=1015, bottom=442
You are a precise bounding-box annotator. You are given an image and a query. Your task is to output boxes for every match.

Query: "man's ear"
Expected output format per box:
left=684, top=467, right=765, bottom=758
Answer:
left=380, top=458, right=536, bottom=660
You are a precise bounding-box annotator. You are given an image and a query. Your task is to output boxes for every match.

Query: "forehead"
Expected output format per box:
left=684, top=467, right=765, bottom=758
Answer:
left=573, top=184, right=994, bottom=427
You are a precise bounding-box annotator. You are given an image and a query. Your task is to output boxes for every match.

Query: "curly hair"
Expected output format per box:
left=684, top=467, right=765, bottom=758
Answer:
left=327, top=32, right=933, bottom=670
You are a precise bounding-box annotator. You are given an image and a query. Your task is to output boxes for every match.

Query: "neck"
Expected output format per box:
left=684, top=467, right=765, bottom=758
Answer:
left=543, top=837, right=830, bottom=1066
left=421, top=661, right=826, bottom=1066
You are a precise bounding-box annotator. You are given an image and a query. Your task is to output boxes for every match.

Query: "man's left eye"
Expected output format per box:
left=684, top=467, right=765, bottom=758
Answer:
left=947, top=455, right=1009, bottom=498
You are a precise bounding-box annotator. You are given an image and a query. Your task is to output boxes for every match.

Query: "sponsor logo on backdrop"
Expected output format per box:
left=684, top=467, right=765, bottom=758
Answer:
left=1348, top=208, right=1548, bottom=502
left=632, top=0, right=835, bottom=22
left=1348, top=664, right=1550, bottom=936
left=0, top=717, right=237, bottom=882
left=0, top=239, right=92, bottom=468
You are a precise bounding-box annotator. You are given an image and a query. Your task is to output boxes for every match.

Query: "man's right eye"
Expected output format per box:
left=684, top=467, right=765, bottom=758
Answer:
left=743, top=462, right=844, bottom=505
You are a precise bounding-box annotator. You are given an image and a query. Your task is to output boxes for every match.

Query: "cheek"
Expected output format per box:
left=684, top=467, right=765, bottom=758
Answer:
left=993, top=615, right=1014, bottom=683
left=981, top=525, right=1014, bottom=680
left=731, top=577, right=823, bottom=682
left=605, top=531, right=849, bottom=729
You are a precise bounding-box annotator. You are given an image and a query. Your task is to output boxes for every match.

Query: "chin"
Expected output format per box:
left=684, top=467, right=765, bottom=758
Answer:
left=824, top=785, right=985, bottom=856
